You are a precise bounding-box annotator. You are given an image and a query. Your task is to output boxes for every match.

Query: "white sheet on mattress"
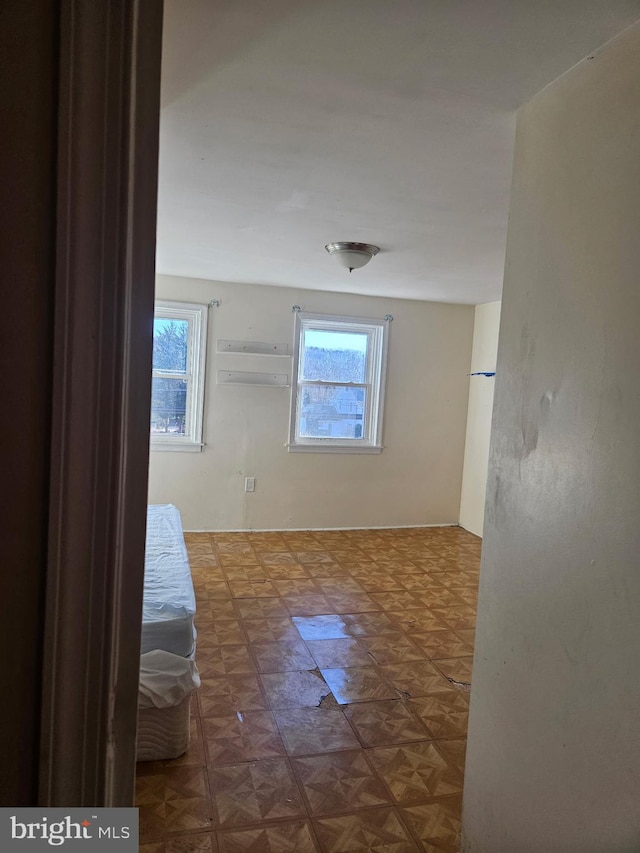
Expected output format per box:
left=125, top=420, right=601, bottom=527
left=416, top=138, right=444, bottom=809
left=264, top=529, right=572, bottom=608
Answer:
left=139, top=650, right=201, bottom=709
left=142, top=504, right=196, bottom=657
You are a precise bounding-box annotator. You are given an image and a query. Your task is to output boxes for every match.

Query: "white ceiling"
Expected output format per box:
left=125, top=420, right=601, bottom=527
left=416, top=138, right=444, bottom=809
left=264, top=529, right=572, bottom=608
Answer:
left=157, top=0, right=640, bottom=304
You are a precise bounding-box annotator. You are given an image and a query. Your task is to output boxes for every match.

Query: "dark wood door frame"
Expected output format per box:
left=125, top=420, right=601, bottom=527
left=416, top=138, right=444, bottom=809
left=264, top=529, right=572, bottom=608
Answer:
left=39, top=0, right=163, bottom=806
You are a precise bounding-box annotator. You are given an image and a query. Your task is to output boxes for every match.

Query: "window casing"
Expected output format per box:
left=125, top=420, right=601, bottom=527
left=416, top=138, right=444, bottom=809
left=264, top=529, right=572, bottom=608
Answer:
left=151, top=300, right=208, bottom=451
left=288, top=312, right=389, bottom=453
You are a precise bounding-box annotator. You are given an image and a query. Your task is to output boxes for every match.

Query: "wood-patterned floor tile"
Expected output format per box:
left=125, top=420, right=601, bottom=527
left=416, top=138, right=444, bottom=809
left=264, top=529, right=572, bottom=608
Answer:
left=271, top=578, right=323, bottom=596
left=216, top=542, right=255, bottom=555
left=139, top=797, right=214, bottom=842
left=261, top=669, right=333, bottom=709
left=138, top=802, right=168, bottom=843
left=197, top=645, right=255, bottom=678
left=344, top=700, right=429, bottom=748
left=252, top=640, right=316, bottom=673
left=407, top=692, right=470, bottom=740
left=219, top=555, right=261, bottom=568
left=222, top=566, right=269, bottom=582
left=247, top=534, right=287, bottom=548
left=141, top=525, right=479, bottom=850
left=306, top=638, right=373, bottom=669
left=274, top=707, right=359, bottom=755
left=341, top=612, right=399, bottom=638
left=315, top=578, right=367, bottom=596
left=454, top=628, right=475, bottom=646
left=234, top=598, right=290, bottom=619
left=263, top=563, right=311, bottom=579
left=394, top=575, right=445, bottom=591
left=368, top=741, right=464, bottom=803
left=385, top=610, right=449, bottom=634
left=209, top=759, right=306, bottom=828
left=355, top=574, right=407, bottom=593
left=217, top=820, right=319, bottom=852
left=197, top=617, right=246, bottom=652
left=292, top=615, right=351, bottom=641
left=259, top=551, right=299, bottom=565
left=416, top=587, right=467, bottom=608
left=378, top=661, right=452, bottom=699
left=209, top=533, right=249, bottom=542
left=292, top=750, right=391, bottom=816
left=184, top=533, right=212, bottom=543
left=294, top=551, right=337, bottom=564
left=336, top=559, right=378, bottom=573
left=429, top=606, right=476, bottom=630
left=428, top=572, right=467, bottom=589
left=187, top=542, right=215, bottom=555
left=370, top=558, right=413, bottom=570
left=203, top=600, right=237, bottom=619
left=249, top=543, right=289, bottom=554
left=448, top=587, right=478, bottom=606
left=199, top=674, right=268, bottom=716
left=320, top=667, right=397, bottom=705
left=368, top=592, right=425, bottom=611
left=358, top=634, right=425, bottom=665
left=432, top=657, right=473, bottom=687
left=400, top=797, right=462, bottom=852
left=203, top=711, right=286, bottom=765
left=228, top=580, right=280, bottom=599
left=164, top=833, right=218, bottom=852
left=190, top=555, right=220, bottom=568
left=305, top=562, right=353, bottom=578
left=282, top=594, right=334, bottom=616
left=242, top=617, right=302, bottom=644
left=312, top=807, right=418, bottom=852
left=326, top=593, right=382, bottom=614
left=409, top=630, right=474, bottom=660
left=409, top=559, right=454, bottom=572
left=202, top=580, right=232, bottom=599
left=136, top=766, right=208, bottom=805
left=280, top=536, right=320, bottom=549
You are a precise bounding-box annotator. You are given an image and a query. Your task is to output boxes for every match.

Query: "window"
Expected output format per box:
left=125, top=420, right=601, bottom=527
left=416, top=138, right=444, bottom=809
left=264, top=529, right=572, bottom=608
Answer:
left=288, top=312, right=389, bottom=453
left=151, top=300, right=208, bottom=451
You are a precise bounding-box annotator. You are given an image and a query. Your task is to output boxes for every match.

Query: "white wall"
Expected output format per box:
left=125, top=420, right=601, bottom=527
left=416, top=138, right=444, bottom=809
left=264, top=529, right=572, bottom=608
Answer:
left=149, top=276, right=474, bottom=530
left=463, top=22, right=640, bottom=852
left=458, top=301, right=501, bottom=537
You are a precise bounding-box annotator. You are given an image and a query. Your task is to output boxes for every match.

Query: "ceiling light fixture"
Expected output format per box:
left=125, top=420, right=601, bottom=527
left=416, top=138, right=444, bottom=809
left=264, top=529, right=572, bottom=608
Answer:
left=325, top=241, right=380, bottom=272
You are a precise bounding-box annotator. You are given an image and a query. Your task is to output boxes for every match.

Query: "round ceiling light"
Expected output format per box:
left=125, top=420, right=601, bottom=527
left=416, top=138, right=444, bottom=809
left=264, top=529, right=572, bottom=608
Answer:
left=325, top=241, right=380, bottom=272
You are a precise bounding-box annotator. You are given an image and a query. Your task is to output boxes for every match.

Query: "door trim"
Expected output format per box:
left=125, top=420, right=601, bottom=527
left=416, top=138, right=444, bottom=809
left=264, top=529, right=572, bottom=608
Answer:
left=39, top=0, right=163, bottom=806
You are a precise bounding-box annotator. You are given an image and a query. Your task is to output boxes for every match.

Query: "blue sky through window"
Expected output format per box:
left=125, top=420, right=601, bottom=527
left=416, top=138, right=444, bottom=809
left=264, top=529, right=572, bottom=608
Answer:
left=304, top=330, right=368, bottom=352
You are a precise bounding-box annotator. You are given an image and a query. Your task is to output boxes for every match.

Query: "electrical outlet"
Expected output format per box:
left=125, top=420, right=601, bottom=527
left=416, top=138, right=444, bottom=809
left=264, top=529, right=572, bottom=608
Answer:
left=244, top=477, right=255, bottom=493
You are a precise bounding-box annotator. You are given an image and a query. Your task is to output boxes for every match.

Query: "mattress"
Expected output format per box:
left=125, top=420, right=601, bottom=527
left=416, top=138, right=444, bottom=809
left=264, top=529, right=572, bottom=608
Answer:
left=142, top=504, right=196, bottom=657
left=136, top=696, right=192, bottom=762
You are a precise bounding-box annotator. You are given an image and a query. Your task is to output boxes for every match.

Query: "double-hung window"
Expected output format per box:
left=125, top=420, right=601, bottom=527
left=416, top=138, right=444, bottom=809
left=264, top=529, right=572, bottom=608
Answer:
left=289, top=312, right=389, bottom=453
left=150, top=300, right=208, bottom=451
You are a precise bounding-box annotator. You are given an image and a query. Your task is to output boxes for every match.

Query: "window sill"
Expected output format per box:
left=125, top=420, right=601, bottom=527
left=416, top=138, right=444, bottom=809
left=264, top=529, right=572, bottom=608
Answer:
left=286, top=443, right=383, bottom=454
left=150, top=441, right=204, bottom=453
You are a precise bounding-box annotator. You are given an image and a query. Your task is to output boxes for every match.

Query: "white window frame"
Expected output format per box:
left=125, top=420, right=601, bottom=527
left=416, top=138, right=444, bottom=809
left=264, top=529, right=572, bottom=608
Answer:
left=288, top=312, right=389, bottom=453
left=151, top=300, right=208, bottom=452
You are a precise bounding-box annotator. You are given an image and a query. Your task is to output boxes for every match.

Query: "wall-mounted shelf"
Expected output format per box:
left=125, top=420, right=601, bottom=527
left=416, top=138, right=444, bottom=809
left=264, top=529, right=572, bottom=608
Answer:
left=216, top=339, right=291, bottom=357
left=217, top=370, right=289, bottom=387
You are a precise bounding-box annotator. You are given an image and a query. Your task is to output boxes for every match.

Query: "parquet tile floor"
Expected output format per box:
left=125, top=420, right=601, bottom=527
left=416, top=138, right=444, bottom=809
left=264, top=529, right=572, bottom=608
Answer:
left=137, top=525, right=480, bottom=852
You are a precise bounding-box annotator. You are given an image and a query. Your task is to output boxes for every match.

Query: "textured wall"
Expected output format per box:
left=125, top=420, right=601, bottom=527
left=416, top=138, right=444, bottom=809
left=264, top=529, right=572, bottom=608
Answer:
left=463, top=21, right=640, bottom=852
